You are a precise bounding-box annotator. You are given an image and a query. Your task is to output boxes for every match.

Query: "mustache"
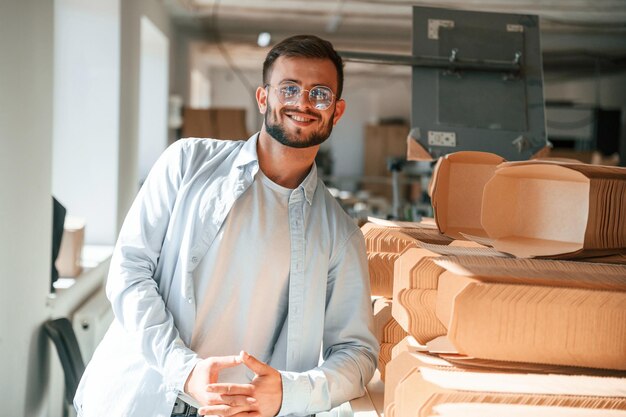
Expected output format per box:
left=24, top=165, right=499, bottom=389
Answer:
left=280, top=107, right=321, bottom=118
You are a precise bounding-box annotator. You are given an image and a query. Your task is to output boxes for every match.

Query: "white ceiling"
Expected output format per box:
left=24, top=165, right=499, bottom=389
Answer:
left=165, top=0, right=626, bottom=76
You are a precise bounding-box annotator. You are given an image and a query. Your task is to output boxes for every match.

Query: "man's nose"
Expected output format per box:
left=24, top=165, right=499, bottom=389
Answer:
left=295, top=90, right=313, bottom=108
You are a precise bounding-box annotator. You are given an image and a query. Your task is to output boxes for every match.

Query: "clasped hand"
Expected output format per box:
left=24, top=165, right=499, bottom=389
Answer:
left=184, top=351, right=282, bottom=417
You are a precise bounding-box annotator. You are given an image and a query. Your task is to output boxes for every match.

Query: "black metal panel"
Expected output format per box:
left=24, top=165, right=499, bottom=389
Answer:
left=411, top=6, right=546, bottom=160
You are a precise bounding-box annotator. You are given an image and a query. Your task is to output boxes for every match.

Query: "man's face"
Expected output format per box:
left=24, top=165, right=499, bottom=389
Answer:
left=256, top=56, right=346, bottom=149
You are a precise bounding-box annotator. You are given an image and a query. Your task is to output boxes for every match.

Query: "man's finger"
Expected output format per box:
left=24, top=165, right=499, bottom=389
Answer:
left=198, top=404, right=254, bottom=417
left=230, top=412, right=261, bottom=417
left=206, top=383, right=255, bottom=396
left=206, top=395, right=257, bottom=407
left=240, top=351, right=268, bottom=375
left=231, top=413, right=261, bottom=417
left=208, top=355, right=244, bottom=383
left=210, top=355, right=244, bottom=369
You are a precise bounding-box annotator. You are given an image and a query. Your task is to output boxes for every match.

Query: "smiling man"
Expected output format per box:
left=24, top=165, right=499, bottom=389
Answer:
left=74, top=35, right=378, bottom=417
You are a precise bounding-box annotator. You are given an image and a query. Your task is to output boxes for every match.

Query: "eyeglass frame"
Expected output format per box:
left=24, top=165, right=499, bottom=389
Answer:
left=264, top=81, right=337, bottom=111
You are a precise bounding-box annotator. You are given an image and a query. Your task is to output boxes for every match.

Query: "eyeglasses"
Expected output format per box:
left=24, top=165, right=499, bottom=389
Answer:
left=265, top=82, right=336, bottom=111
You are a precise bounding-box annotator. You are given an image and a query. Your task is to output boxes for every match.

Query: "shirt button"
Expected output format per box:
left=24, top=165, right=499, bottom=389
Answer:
left=187, top=297, right=193, bottom=304
left=191, top=256, right=198, bottom=263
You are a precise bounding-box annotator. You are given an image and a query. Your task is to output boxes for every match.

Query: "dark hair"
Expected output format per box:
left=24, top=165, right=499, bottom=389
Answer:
left=263, top=34, right=344, bottom=99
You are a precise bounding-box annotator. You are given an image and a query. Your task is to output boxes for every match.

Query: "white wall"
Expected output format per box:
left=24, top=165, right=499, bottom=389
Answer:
left=117, top=0, right=172, bottom=230
left=0, top=1, right=54, bottom=415
left=138, top=16, right=170, bottom=183
left=52, top=0, right=121, bottom=245
left=330, top=71, right=411, bottom=179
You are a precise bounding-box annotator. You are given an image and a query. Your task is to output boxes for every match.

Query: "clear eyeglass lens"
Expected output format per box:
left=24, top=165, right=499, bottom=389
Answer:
left=279, top=84, right=300, bottom=100
left=277, top=83, right=333, bottom=110
left=310, top=87, right=332, bottom=109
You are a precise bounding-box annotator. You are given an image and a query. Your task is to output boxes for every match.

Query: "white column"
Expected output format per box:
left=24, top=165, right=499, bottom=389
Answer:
left=0, top=1, right=55, bottom=415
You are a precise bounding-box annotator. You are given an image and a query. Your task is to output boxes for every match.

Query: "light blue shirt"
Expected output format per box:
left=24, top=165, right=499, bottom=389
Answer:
left=74, top=133, right=379, bottom=417
left=188, top=168, right=293, bottom=387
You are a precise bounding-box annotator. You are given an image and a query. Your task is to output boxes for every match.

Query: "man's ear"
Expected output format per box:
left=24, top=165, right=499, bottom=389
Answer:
left=332, top=98, right=346, bottom=126
left=256, top=86, right=267, bottom=114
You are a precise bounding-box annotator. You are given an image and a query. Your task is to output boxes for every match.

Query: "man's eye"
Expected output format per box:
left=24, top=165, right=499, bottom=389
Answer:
left=280, top=85, right=300, bottom=97
left=311, top=88, right=331, bottom=100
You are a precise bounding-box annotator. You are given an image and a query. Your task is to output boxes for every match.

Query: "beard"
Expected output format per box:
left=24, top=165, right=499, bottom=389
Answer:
left=264, top=100, right=335, bottom=149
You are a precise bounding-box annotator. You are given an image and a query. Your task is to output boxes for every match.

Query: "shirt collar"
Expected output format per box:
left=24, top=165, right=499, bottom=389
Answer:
left=233, top=132, right=260, bottom=169
left=236, top=132, right=318, bottom=205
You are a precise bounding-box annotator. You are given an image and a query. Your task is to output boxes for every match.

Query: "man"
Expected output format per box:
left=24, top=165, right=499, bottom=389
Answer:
left=74, top=34, right=378, bottom=417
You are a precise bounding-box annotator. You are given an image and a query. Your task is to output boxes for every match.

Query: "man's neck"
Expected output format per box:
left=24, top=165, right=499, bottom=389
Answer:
left=256, top=130, right=318, bottom=189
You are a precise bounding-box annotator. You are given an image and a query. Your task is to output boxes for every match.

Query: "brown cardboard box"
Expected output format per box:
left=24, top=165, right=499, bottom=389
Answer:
left=55, top=217, right=85, bottom=277
left=390, top=352, right=626, bottom=417
left=432, top=256, right=626, bottom=370
left=391, top=241, right=501, bottom=345
left=182, top=108, right=248, bottom=140
left=482, top=160, right=626, bottom=259
left=429, top=151, right=505, bottom=239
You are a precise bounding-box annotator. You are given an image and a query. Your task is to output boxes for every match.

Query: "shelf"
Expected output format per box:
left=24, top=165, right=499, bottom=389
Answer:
left=46, top=245, right=113, bottom=317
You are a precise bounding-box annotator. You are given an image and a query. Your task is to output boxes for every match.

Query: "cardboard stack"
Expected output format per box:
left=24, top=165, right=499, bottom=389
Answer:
left=368, top=252, right=401, bottom=298
left=428, top=152, right=626, bottom=260
left=373, top=297, right=408, bottom=381
left=363, top=219, right=452, bottom=379
left=378, top=152, right=626, bottom=417
left=383, top=254, right=626, bottom=416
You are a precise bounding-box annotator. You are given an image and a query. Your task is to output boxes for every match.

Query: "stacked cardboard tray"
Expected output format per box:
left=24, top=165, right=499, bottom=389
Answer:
left=364, top=219, right=452, bottom=379
left=363, top=153, right=626, bottom=416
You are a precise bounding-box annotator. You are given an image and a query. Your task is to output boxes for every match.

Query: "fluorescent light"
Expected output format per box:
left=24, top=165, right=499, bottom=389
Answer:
left=257, top=32, right=271, bottom=47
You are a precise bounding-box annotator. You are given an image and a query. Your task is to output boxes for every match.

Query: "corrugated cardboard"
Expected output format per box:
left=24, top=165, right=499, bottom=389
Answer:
left=391, top=242, right=506, bottom=344
left=373, top=297, right=393, bottom=379
left=392, top=247, right=447, bottom=344
left=182, top=108, right=248, bottom=140
left=367, top=216, right=438, bottom=230
left=418, top=241, right=509, bottom=258
left=429, top=256, right=626, bottom=370
left=419, top=364, right=626, bottom=397
left=430, top=151, right=505, bottom=239
left=406, top=131, right=433, bottom=161
left=368, top=252, right=400, bottom=298
left=447, top=282, right=626, bottom=370
left=433, top=255, right=626, bottom=291
left=373, top=298, right=408, bottom=380
left=391, top=352, right=626, bottom=417
left=379, top=343, right=394, bottom=381
left=361, top=222, right=453, bottom=253
left=373, top=297, right=393, bottom=343
left=437, top=353, right=626, bottom=376
left=422, top=392, right=626, bottom=417
left=481, top=160, right=626, bottom=259
left=55, top=217, right=85, bottom=277
left=384, top=350, right=429, bottom=415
